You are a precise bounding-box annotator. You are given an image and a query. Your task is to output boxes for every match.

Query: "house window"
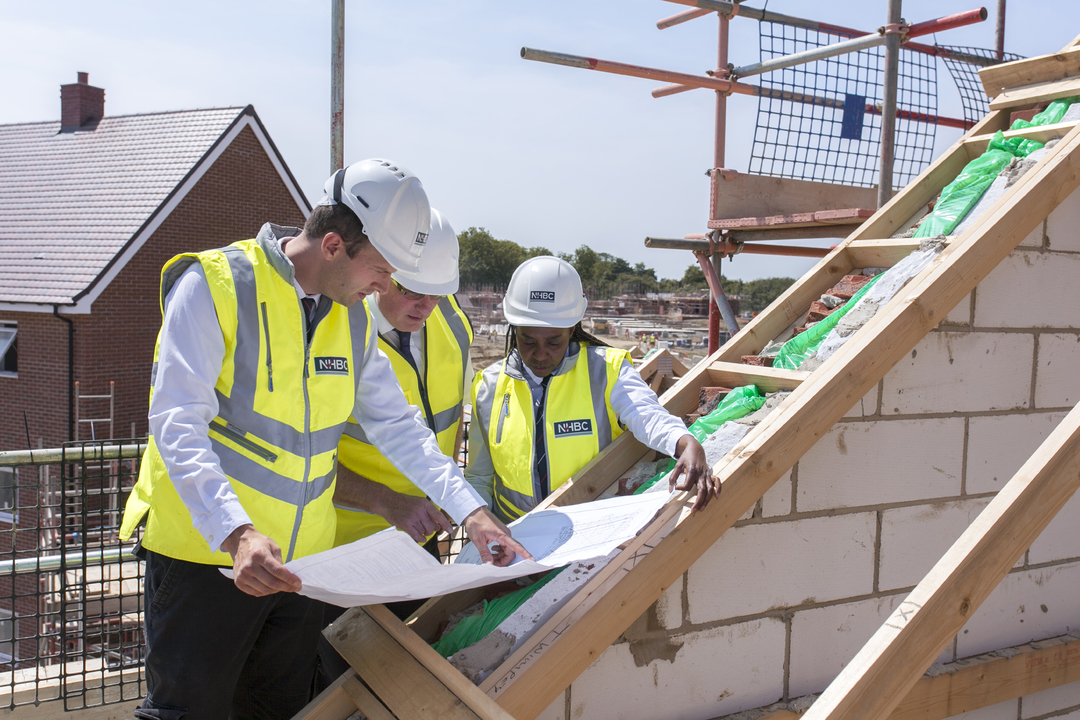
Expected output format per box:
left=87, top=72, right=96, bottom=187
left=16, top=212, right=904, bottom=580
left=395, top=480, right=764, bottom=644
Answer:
left=0, top=323, right=15, bottom=377
left=0, top=609, right=14, bottom=663
left=0, top=468, right=14, bottom=524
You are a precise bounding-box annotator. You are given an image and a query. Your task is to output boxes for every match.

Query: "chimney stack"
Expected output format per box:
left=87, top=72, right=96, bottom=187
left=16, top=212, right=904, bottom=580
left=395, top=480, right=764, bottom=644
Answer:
left=60, top=72, right=105, bottom=132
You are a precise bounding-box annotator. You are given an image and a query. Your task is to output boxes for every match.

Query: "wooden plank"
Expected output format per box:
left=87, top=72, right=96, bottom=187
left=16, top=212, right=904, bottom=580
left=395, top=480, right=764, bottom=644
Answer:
left=846, top=239, right=921, bottom=269
left=365, top=605, right=516, bottom=720
left=989, top=75, right=1080, bottom=110
left=707, top=362, right=809, bottom=392
left=342, top=675, right=397, bottom=720
left=891, top=635, right=1080, bottom=720
left=712, top=173, right=878, bottom=220
left=485, top=117, right=1080, bottom=720
left=709, top=208, right=874, bottom=230
left=964, top=120, right=1079, bottom=155
left=979, top=46, right=1080, bottom=99
left=728, top=226, right=853, bottom=243
left=802, top=399, right=1080, bottom=720
left=715, top=635, right=1080, bottom=720
left=715, top=245, right=852, bottom=360
left=294, top=671, right=361, bottom=720
left=326, top=607, right=482, bottom=720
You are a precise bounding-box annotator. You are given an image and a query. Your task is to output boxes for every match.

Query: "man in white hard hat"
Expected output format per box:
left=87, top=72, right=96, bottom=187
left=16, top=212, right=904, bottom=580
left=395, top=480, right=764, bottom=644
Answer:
left=315, top=209, right=474, bottom=691
left=332, top=209, right=472, bottom=549
left=467, top=256, right=719, bottom=523
left=120, top=160, right=528, bottom=720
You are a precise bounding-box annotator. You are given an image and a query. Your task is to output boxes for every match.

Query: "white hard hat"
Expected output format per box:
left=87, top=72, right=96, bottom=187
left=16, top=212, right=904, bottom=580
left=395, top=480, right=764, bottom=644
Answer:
left=392, top=208, right=460, bottom=296
left=503, top=256, right=587, bottom=328
left=319, top=158, right=431, bottom=272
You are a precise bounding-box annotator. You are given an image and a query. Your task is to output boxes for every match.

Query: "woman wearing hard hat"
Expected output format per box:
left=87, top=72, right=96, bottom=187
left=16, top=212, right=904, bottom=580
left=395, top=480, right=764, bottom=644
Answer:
left=466, top=256, right=718, bottom=523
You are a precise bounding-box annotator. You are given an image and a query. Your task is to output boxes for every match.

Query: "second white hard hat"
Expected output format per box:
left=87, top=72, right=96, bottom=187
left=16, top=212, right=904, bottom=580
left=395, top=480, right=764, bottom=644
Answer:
left=318, top=158, right=431, bottom=272
left=393, top=208, right=460, bottom=296
left=503, top=256, right=587, bottom=328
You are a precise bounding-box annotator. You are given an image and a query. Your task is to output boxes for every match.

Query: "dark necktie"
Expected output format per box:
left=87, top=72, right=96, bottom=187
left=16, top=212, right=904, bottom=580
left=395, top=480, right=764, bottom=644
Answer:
left=301, top=297, right=317, bottom=343
left=535, top=375, right=551, bottom=499
left=398, top=330, right=419, bottom=373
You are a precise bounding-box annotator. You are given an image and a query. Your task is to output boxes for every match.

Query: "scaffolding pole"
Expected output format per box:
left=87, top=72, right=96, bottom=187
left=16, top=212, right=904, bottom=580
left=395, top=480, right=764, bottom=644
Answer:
left=878, top=0, right=904, bottom=208
left=331, top=0, right=345, bottom=174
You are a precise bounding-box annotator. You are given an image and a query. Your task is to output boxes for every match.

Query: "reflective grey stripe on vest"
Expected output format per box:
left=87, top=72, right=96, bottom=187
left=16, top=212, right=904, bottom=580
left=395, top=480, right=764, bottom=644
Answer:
left=432, top=403, right=463, bottom=435
left=439, top=296, right=471, bottom=382
left=493, top=474, right=535, bottom=523
left=212, top=246, right=354, bottom=458
left=342, top=420, right=370, bottom=444
left=584, top=346, right=614, bottom=450
left=211, top=436, right=337, bottom=506
left=473, top=361, right=504, bottom=450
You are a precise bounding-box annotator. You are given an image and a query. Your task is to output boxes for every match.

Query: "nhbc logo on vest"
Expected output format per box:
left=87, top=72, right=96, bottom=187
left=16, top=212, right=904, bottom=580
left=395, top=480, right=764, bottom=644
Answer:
left=315, top=356, right=349, bottom=375
left=553, top=419, right=592, bottom=438
left=529, top=291, right=556, bottom=303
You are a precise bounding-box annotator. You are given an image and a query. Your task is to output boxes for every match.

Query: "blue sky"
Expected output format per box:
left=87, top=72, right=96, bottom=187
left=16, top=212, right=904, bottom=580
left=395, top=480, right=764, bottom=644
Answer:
left=2, top=0, right=1074, bottom=281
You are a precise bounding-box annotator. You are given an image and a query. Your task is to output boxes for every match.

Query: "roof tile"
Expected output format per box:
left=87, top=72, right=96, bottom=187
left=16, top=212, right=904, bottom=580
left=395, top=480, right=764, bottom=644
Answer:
left=0, top=108, right=244, bottom=305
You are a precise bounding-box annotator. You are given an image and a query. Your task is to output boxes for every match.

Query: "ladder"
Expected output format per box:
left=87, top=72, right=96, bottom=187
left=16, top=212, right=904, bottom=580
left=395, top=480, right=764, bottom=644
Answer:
left=298, top=36, right=1080, bottom=720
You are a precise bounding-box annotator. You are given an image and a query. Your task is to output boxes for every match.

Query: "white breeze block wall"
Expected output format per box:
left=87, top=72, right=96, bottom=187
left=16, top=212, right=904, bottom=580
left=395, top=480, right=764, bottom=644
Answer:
left=550, top=189, right=1080, bottom=720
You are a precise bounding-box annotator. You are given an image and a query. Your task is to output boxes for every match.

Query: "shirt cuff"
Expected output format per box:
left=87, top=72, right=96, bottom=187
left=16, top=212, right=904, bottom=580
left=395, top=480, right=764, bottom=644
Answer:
left=196, top=501, right=254, bottom=554
left=440, top=485, right=485, bottom=526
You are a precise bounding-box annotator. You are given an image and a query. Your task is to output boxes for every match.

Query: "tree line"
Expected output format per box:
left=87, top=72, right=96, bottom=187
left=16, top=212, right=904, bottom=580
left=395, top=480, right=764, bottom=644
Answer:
left=458, top=227, right=794, bottom=314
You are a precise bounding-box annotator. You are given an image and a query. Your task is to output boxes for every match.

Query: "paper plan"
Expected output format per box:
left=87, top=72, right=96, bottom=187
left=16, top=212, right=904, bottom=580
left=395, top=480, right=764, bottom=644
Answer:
left=270, top=490, right=671, bottom=607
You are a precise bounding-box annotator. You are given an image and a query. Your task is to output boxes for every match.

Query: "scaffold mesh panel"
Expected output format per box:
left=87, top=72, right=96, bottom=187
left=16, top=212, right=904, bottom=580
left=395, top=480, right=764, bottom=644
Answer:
left=937, top=45, right=1024, bottom=128
left=749, top=20, right=938, bottom=190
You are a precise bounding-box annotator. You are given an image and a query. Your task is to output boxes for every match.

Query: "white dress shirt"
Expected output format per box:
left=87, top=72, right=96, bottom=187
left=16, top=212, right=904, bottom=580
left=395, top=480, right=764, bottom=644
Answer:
left=148, top=243, right=483, bottom=554
left=464, top=347, right=690, bottom=506
left=368, top=296, right=475, bottom=403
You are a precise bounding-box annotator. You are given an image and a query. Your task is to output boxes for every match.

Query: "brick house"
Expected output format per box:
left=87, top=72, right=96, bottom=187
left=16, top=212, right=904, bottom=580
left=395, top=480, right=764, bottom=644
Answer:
left=0, top=73, right=310, bottom=454
left=0, top=73, right=309, bottom=665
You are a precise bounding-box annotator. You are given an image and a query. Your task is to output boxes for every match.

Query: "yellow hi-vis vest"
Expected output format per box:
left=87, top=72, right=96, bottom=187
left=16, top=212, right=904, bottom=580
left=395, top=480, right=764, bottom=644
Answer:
left=120, top=227, right=369, bottom=565
left=473, top=343, right=628, bottom=523
left=334, top=295, right=473, bottom=545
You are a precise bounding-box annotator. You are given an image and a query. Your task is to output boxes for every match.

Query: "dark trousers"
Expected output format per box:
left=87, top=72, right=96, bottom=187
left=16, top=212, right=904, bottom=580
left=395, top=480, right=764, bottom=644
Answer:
left=135, top=550, right=323, bottom=720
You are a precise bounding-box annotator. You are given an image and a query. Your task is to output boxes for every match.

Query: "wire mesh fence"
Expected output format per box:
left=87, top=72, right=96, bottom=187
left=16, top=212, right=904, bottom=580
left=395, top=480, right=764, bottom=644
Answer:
left=937, top=45, right=1024, bottom=128
left=749, top=20, right=939, bottom=190
left=0, top=441, right=146, bottom=711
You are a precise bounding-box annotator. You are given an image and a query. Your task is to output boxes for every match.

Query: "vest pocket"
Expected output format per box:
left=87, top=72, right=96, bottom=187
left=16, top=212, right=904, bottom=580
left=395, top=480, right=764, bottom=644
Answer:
left=495, top=392, right=511, bottom=444
left=209, top=420, right=278, bottom=462
left=260, top=302, right=274, bottom=392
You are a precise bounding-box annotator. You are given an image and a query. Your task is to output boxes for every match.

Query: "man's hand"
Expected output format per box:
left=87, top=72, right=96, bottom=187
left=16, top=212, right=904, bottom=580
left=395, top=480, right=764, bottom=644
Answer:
left=382, top=493, right=453, bottom=544
left=462, top=507, right=534, bottom=567
left=668, top=434, right=720, bottom=513
left=220, top=524, right=302, bottom=596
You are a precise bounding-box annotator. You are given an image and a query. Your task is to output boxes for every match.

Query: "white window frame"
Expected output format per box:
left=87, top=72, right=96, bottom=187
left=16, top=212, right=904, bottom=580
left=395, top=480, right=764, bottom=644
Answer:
left=0, top=609, right=14, bottom=663
left=0, top=323, right=15, bottom=378
left=0, top=468, right=14, bottom=524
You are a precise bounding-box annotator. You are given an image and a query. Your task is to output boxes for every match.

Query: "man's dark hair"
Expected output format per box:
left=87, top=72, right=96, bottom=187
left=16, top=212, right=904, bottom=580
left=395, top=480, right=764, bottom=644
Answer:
left=505, top=322, right=610, bottom=357
left=304, top=204, right=370, bottom=258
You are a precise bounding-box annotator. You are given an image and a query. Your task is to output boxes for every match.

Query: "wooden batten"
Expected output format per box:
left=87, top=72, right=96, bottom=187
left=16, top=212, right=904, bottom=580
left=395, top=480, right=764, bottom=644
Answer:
left=707, top=362, right=809, bottom=392
left=979, top=46, right=1080, bottom=99
left=719, top=634, right=1080, bottom=720
left=989, top=75, right=1080, bottom=110
left=846, top=238, right=924, bottom=269
left=964, top=120, right=1079, bottom=156
left=802, top=400, right=1080, bottom=720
